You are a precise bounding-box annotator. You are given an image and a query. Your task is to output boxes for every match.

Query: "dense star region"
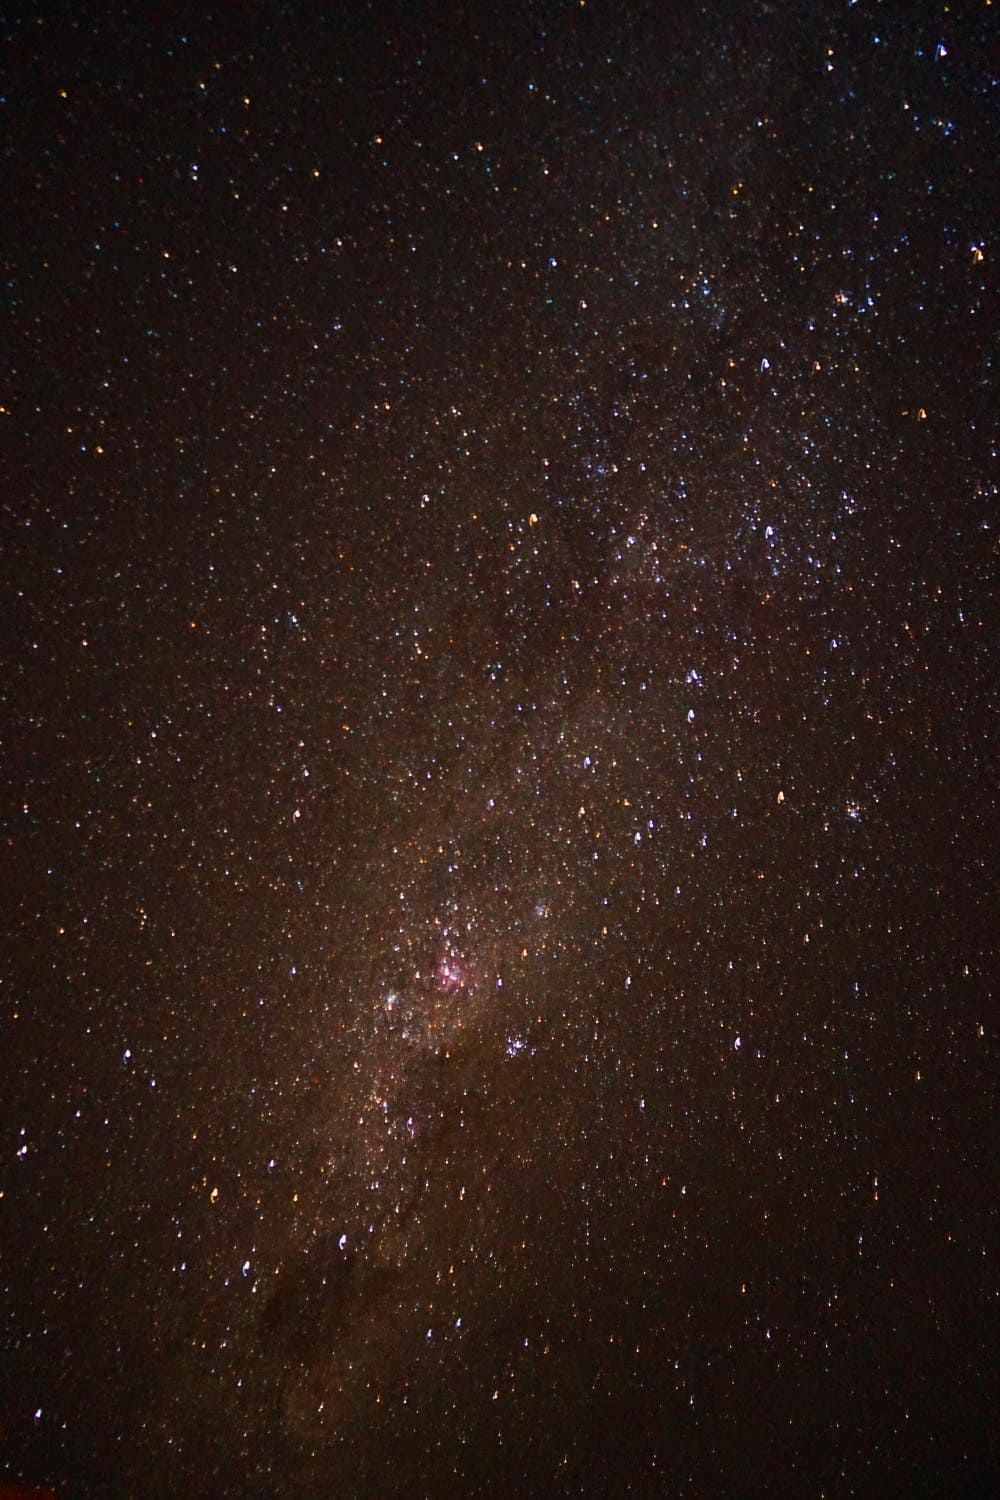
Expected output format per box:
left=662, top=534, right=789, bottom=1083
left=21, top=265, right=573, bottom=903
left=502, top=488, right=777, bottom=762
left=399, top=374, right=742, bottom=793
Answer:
left=2, top=3, right=997, bottom=1497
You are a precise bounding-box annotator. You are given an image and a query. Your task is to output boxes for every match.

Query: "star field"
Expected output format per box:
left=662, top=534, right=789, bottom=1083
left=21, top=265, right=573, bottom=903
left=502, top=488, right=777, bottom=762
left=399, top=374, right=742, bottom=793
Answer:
left=2, top=3, right=997, bottom=1496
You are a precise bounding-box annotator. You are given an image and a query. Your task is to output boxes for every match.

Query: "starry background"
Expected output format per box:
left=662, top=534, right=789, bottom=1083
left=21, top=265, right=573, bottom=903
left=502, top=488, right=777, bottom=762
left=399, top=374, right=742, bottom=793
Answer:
left=2, top=2, right=997, bottom=1496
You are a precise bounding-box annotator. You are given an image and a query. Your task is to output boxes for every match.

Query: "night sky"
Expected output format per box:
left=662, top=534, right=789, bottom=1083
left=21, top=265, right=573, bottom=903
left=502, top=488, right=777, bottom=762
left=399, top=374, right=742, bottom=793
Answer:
left=3, top=3, right=997, bottom=1496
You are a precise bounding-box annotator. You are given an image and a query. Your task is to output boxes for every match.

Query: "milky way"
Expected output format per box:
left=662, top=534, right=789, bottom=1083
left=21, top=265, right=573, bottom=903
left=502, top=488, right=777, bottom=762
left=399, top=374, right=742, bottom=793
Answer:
left=3, top=4, right=996, bottom=1496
